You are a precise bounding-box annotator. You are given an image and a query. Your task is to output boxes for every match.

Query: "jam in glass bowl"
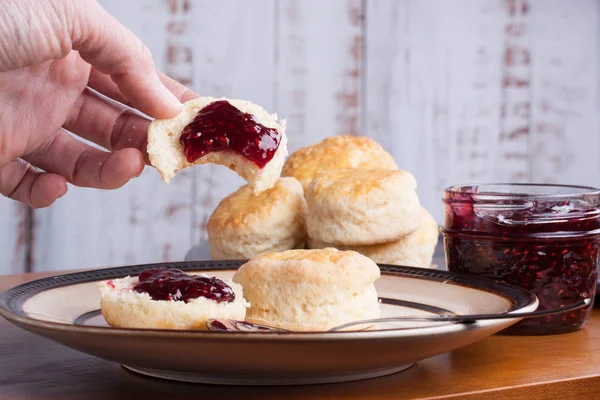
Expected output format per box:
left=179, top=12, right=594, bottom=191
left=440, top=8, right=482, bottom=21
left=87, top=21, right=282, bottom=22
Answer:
left=441, top=183, right=600, bottom=335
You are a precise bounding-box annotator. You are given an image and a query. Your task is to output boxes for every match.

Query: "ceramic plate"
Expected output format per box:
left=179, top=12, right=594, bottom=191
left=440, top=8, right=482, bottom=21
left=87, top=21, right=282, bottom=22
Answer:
left=0, top=261, right=537, bottom=386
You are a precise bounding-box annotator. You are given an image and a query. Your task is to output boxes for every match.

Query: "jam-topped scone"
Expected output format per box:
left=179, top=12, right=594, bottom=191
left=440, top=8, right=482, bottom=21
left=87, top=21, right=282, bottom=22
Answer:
left=98, top=267, right=249, bottom=330
left=232, top=248, right=381, bottom=332
left=281, top=135, right=397, bottom=192
left=148, top=97, right=288, bottom=193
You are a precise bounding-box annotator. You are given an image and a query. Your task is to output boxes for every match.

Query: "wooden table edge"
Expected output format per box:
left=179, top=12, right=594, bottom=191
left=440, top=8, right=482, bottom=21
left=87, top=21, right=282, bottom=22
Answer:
left=419, top=374, right=600, bottom=400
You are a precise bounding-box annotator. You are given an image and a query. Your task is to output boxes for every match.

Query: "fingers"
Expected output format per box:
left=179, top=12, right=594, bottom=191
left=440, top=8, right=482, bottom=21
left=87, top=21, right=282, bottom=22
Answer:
left=70, top=0, right=182, bottom=118
left=157, top=71, right=199, bottom=103
left=0, top=159, right=67, bottom=208
left=22, top=130, right=144, bottom=189
left=64, top=88, right=152, bottom=163
left=87, top=68, right=199, bottom=107
left=87, top=68, right=131, bottom=106
left=81, top=70, right=199, bottom=165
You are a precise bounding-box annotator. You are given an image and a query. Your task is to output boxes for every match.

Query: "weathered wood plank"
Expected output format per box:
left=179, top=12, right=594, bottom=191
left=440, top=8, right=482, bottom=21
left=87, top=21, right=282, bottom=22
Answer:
left=277, top=0, right=363, bottom=153
left=0, top=199, right=26, bottom=274
left=31, top=0, right=195, bottom=271
left=191, top=0, right=365, bottom=244
left=190, top=0, right=277, bottom=244
left=20, top=0, right=600, bottom=272
left=496, top=0, right=533, bottom=182
left=528, top=0, right=600, bottom=185
left=365, top=0, right=508, bottom=222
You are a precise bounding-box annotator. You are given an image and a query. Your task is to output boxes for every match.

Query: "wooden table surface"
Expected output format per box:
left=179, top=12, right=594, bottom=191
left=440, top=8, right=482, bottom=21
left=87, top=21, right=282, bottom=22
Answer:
left=1, top=269, right=600, bottom=400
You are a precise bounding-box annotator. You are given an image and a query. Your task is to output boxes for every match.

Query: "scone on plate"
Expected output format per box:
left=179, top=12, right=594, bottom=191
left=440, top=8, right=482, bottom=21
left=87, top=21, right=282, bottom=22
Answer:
left=98, top=267, right=249, bottom=330
left=148, top=96, right=288, bottom=193
left=308, top=208, right=439, bottom=267
left=207, top=177, right=307, bottom=260
left=306, top=168, right=421, bottom=246
left=232, top=248, right=381, bottom=332
left=281, top=135, right=398, bottom=192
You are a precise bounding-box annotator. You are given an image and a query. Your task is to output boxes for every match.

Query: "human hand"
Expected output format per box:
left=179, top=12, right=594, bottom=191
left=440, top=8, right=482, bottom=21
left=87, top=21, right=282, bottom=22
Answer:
left=0, top=0, right=197, bottom=208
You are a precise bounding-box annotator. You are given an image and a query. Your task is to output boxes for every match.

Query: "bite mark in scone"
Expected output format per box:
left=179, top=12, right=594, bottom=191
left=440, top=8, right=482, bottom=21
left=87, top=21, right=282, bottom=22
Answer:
left=148, top=97, right=288, bottom=194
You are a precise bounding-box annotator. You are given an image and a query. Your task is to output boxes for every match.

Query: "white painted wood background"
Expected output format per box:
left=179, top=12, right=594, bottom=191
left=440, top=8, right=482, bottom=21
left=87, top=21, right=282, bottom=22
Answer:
left=0, top=0, right=598, bottom=273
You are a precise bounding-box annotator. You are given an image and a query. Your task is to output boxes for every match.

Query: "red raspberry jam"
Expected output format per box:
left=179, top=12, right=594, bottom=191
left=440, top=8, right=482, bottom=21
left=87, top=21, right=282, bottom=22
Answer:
left=179, top=100, right=281, bottom=168
left=441, top=184, right=600, bottom=335
left=133, top=267, right=235, bottom=303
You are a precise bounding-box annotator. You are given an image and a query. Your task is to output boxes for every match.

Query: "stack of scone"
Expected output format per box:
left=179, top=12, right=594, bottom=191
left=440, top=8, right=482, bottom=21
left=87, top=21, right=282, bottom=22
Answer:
left=283, top=136, right=439, bottom=268
left=146, top=95, right=436, bottom=265
left=206, top=135, right=437, bottom=267
left=302, top=168, right=438, bottom=267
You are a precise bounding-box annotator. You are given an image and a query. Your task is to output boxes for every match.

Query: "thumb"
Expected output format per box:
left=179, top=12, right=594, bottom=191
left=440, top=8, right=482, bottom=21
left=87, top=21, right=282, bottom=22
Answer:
left=70, top=0, right=182, bottom=118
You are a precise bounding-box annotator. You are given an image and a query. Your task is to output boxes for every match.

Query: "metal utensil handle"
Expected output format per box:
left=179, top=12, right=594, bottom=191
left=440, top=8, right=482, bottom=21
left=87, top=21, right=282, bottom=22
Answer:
left=329, top=298, right=592, bottom=331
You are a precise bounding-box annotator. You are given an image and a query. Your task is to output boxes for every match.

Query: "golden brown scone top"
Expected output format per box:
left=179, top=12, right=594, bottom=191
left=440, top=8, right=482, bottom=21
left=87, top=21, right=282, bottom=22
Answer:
left=207, top=177, right=305, bottom=230
left=236, top=248, right=381, bottom=287
left=281, top=135, right=398, bottom=191
left=307, top=168, right=417, bottom=200
left=262, top=247, right=350, bottom=263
